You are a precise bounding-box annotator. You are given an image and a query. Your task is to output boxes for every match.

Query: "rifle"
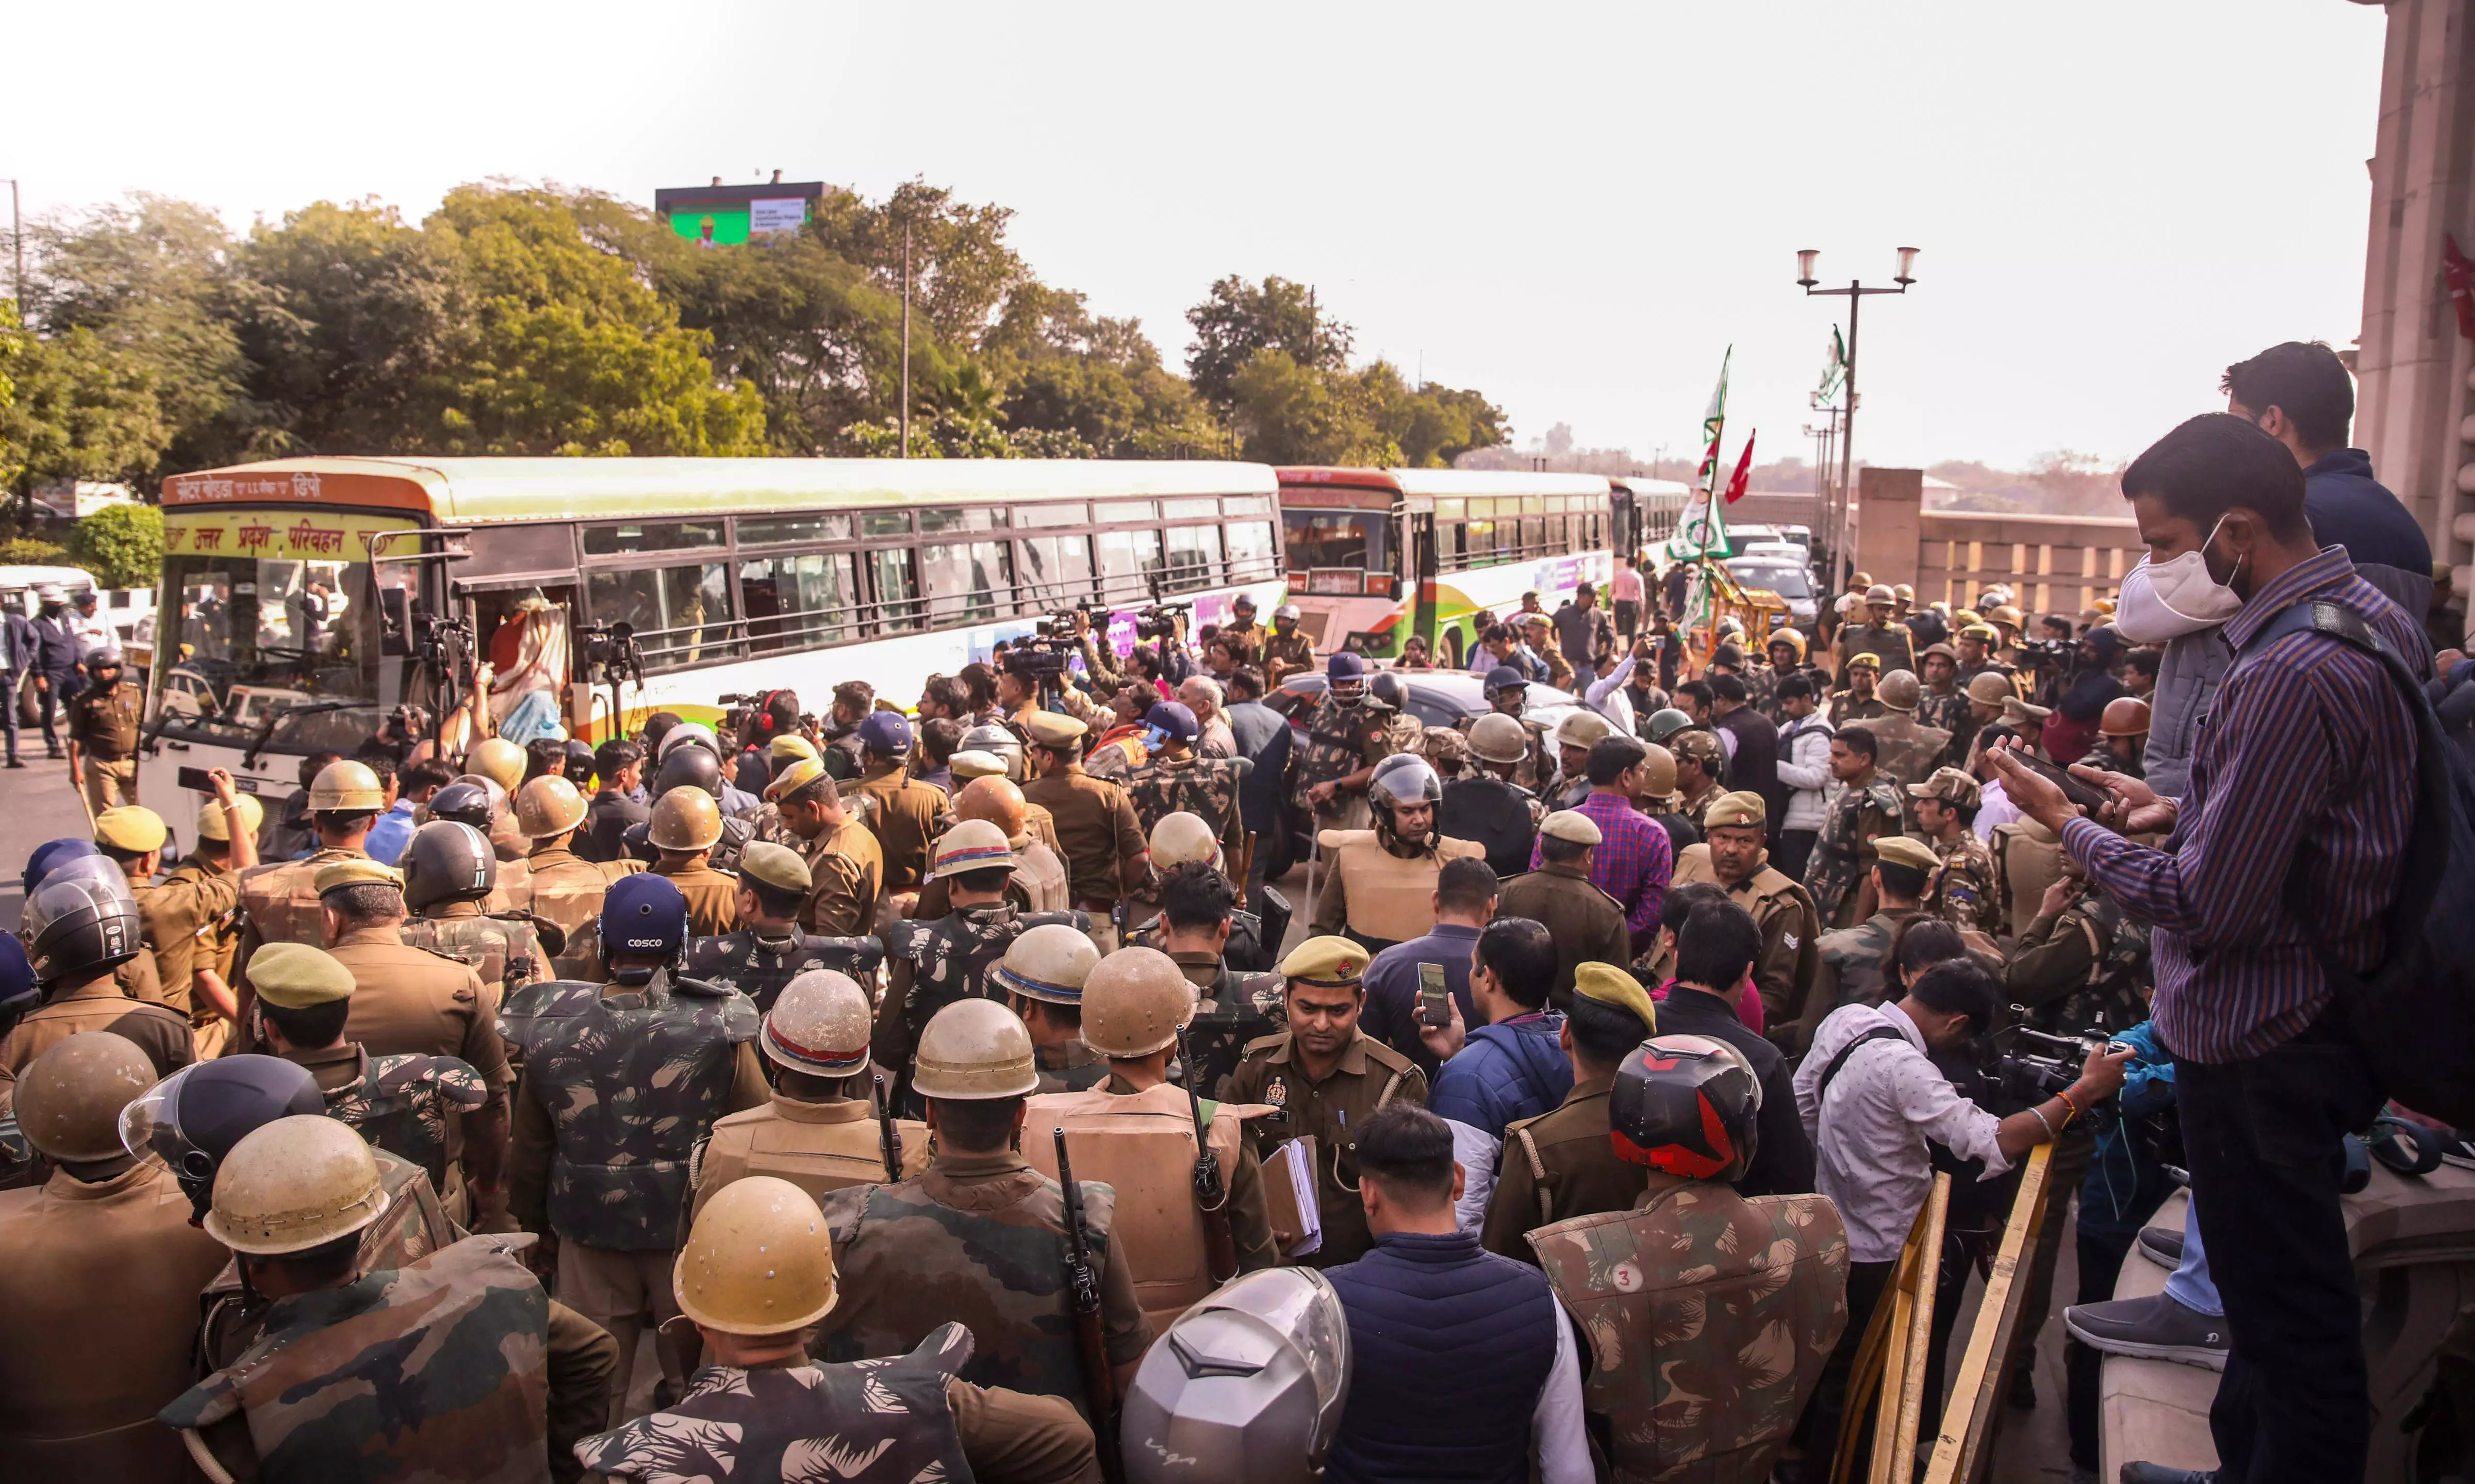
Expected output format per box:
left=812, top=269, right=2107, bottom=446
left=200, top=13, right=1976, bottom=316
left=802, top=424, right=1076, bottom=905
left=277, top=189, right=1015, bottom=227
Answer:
left=1054, top=1127, right=1125, bottom=1484
left=1179, top=1025, right=1242, bottom=1284
left=875, top=1074, right=900, bottom=1181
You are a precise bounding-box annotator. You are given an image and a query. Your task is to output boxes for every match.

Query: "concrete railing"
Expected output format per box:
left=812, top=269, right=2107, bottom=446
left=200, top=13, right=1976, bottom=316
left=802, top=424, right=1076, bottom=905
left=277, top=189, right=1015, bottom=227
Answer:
left=1916, top=510, right=2143, bottom=616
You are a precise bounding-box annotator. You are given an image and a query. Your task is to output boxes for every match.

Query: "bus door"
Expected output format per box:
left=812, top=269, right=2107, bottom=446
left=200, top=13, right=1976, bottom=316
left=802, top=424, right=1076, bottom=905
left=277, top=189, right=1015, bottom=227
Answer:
left=1407, top=505, right=1440, bottom=663
left=1611, top=487, right=1638, bottom=559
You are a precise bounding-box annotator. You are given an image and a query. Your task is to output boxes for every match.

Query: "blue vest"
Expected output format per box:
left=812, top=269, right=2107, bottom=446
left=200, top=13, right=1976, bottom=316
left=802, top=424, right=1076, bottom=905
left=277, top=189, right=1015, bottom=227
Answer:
left=1324, top=1230, right=1560, bottom=1484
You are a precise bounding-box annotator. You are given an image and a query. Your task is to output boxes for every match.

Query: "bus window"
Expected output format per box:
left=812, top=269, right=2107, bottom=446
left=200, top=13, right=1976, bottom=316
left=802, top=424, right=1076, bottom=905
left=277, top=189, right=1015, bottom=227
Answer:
left=1017, top=503, right=1088, bottom=529
left=740, top=551, right=858, bottom=651
left=1283, top=511, right=1387, bottom=571
left=923, top=540, right=1014, bottom=622
left=1163, top=524, right=1224, bottom=593
left=583, top=520, right=725, bottom=556
left=1095, top=529, right=1163, bottom=601
left=920, top=507, right=1009, bottom=534
left=1019, top=533, right=1095, bottom=607
left=869, top=548, right=921, bottom=633
left=1227, top=521, right=1277, bottom=583
left=740, top=513, right=853, bottom=547
left=588, top=563, right=735, bottom=670
left=1521, top=517, right=1546, bottom=554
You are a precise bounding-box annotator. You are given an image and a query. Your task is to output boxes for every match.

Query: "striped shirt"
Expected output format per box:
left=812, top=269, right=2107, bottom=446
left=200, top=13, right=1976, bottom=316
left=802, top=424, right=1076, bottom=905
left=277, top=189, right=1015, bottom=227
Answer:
left=2061, top=548, right=2424, bottom=1062
left=1529, top=786, right=1672, bottom=949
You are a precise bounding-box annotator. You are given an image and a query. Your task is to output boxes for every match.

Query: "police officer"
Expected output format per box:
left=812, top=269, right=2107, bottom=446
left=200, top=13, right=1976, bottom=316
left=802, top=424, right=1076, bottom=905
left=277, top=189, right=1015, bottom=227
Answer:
left=583, top=1177, right=1100, bottom=1482
left=848, top=711, right=952, bottom=913
left=0, top=1032, right=230, bottom=1481
left=1137, top=860, right=1282, bottom=1095
left=1480, top=962, right=1658, bottom=1259
left=1989, top=813, right=2068, bottom=942
left=1020, top=710, right=1147, bottom=933
left=646, top=787, right=742, bottom=936
left=1828, top=652, right=1888, bottom=722
left=1224, top=935, right=1428, bottom=1267
left=401, top=819, right=554, bottom=993
left=126, top=778, right=259, bottom=1051
left=995, top=921, right=1109, bottom=1094
left=1496, top=810, right=1630, bottom=1003
left=1802, top=727, right=1907, bottom=930
left=1670, top=726, right=1729, bottom=823
left=1441, top=712, right=1545, bottom=878
left=1954, top=620, right=2009, bottom=690
left=1660, top=792, right=1820, bottom=1044
left=1908, top=766, right=2000, bottom=942
left=64, top=645, right=142, bottom=815
left=1123, top=811, right=1281, bottom=964
left=512, top=773, right=645, bottom=980
left=1752, top=629, right=1815, bottom=724
left=1310, top=753, right=1488, bottom=954
left=914, top=775, right=1072, bottom=917
left=1027, top=947, right=1278, bottom=1333
left=1293, top=653, right=1399, bottom=832
left=1218, top=592, right=1267, bottom=669
left=1866, top=669, right=1954, bottom=789
left=26, top=584, right=83, bottom=760
left=877, top=823, right=1084, bottom=1107
left=1917, top=644, right=1975, bottom=768
left=686, top=969, right=929, bottom=1222
left=2085, top=696, right=2151, bottom=778
left=1835, top=584, right=1917, bottom=677
left=1807, top=834, right=1938, bottom=1022
left=1528, top=1034, right=1849, bottom=1482
left=1125, top=700, right=1245, bottom=861
left=232, top=757, right=384, bottom=978
left=1, top=870, right=192, bottom=1110
left=508, top=870, right=766, bottom=1425
left=163, top=1114, right=619, bottom=1482
left=820, top=997, right=1153, bottom=1407
left=1263, top=603, right=1315, bottom=688
left=683, top=841, right=867, bottom=1015
left=762, top=757, right=884, bottom=938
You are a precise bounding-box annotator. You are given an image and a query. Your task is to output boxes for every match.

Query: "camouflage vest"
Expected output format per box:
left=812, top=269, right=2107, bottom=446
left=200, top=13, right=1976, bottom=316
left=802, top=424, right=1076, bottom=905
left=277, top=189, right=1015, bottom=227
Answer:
left=522, top=851, right=641, bottom=980
left=1805, top=779, right=1905, bottom=920
left=684, top=928, right=879, bottom=1015
left=1126, top=753, right=1241, bottom=839
left=573, top=1325, right=977, bottom=1483
left=1531, top=1185, right=1850, bottom=1483
left=1291, top=696, right=1370, bottom=804
left=1866, top=713, right=1953, bottom=789
left=402, top=909, right=547, bottom=994
left=236, top=847, right=364, bottom=948
left=166, top=1235, right=550, bottom=1484
left=322, top=1050, right=490, bottom=1193
left=525, top=975, right=760, bottom=1250
left=2041, top=892, right=2153, bottom=1037
left=888, top=905, right=1082, bottom=1040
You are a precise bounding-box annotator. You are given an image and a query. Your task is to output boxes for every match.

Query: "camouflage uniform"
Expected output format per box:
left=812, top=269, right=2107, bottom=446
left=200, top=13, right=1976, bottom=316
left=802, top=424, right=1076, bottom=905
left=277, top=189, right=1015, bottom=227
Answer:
left=1422, top=723, right=1475, bottom=783
left=315, top=1046, right=490, bottom=1193
left=2078, top=734, right=2146, bottom=781
left=1834, top=620, right=1916, bottom=677
left=1291, top=696, right=1417, bottom=829
left=1034, top=1039, right=1111, bottom=1094
left=878, top=905, right=1085, bottom=1102
left=1863, top=712, right=1952, bottom=790
left=1530, top=1183, right=1850, bottom=1482
left=685, top=928, right=882, bottom=1016
left=1923, top=830, right=2002, bottom=943
left=1125, top=751, right=1245, bottom=861
left=1809, top=907, right=1919, bottom=1020
left=2005, top=883, right=2153, bottom=1037
left=1802, top=776, right=1907, bottom=927
left=1826, top=689, right=1888, bottom=724
left=818, top=1152, right=1152, bottom=1414
left=164, top=1234, right=557, bottom=1484
left=402, top=901, right=552, bottom=997
left=1918, top=686, right=1976, bottom=769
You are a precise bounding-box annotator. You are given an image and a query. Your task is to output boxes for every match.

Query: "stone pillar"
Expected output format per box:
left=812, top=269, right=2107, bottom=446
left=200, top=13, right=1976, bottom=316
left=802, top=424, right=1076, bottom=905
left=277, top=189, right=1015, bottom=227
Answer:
left=2352, top=0, right=2475, bottom=625
left=1854, top=467, right=1924, bottom=590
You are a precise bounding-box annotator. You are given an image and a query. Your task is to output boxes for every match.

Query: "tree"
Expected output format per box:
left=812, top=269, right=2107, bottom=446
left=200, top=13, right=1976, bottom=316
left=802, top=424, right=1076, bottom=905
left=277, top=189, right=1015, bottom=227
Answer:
left=65, top=501, right=163, bottom=588
left=1185, top=275, right=1350, bottom=409
left=810, top=181, right=1030, bottom=350
left=1226, top=349, right=1399, bottom=466
left=0, top=323, right=170, bottom=508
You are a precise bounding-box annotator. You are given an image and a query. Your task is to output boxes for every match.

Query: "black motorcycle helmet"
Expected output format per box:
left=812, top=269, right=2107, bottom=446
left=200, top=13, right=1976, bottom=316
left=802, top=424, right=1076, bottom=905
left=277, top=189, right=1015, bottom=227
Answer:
left=121, top=1056, right=324, bottom=1221
left=426, top=780, right=496, bottom=832
left=652, top=744, right=722, bottom=801
left=562, top=739, right=597, bottom=788
left=24, top=872, right=143, bottom=984
left=402, top=820, right=497, bottom=911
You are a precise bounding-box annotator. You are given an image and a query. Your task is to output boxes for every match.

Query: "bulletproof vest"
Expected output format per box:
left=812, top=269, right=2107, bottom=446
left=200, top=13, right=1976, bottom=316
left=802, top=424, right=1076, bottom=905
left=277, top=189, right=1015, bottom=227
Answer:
left=1532, top=1187, right=1850, bottom=1483
left=1991, top=818, right=2065, bottom=941
left=522, top=853, right=639, bottom=980
left=685, top=930, right=885, bottom=1016
left=493, top=979, right=603, bottom=1078
left=1318, top=830, right=1488, bottom=945
left=1013, top=842, right=1073, bottom=915
left=1025, top=1083, right=1243, bottom=1334
left=322, top=1051, right=489, bottom=1194
left=526, top=976, right=760, bottom=1250
left=1293, top=699, right=1367, bottom=798
left=401, top=910, right=544, bottom=993
left=167, top=1235, right=550, bottom=1484
left=1866, top=713, right=1953, bottom=789
left=236, top=848, right=362, bottom=948
left=887, top=906, right=1081, bottom=1037
left=574, top=1325, right=976, bottom=1484
left=1130, top=755, right=1241, bottom=838
left=691, top=1097, right=928, bottom=1219
left=1437, top=776, right=1540, bottom=880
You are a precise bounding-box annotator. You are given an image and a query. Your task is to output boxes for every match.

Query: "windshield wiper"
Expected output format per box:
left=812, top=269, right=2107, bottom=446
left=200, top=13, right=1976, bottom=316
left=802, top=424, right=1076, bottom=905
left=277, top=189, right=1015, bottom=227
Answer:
left=242, top=700, right=355, bottom=771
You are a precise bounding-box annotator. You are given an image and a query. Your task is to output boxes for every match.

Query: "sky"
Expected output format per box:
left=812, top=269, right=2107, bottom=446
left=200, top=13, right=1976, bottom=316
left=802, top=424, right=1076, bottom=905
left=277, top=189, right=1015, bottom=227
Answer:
left=9, top=1, right=2390, bottom=473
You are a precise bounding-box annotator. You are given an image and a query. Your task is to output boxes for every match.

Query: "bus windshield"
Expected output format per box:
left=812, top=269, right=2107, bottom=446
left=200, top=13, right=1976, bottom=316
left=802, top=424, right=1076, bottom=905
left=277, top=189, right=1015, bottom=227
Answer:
left=154, top=549, right=386, bottom=752
left=1284, top=510, right=1390, bottom=572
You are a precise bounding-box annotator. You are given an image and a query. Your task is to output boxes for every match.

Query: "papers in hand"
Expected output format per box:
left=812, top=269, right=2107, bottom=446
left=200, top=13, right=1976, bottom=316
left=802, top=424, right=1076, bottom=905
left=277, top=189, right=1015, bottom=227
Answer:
left=1264, top=1137, right=1322, bottom=1258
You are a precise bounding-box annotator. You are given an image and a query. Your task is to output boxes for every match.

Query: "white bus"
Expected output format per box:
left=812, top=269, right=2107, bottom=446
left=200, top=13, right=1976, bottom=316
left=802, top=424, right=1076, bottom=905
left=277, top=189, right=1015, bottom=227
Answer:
left=135, top=457, right=1285, bottom=828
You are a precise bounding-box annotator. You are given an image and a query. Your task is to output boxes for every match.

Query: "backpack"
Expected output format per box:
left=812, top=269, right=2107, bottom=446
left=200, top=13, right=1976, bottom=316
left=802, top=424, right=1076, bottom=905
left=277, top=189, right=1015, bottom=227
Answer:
left=2233, top=598, right=2475, bottom=1124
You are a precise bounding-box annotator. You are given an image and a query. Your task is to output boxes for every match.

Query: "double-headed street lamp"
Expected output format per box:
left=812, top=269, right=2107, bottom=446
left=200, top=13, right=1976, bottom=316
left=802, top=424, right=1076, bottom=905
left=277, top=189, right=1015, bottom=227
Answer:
left=1797, top=246, right=1918, bottom=587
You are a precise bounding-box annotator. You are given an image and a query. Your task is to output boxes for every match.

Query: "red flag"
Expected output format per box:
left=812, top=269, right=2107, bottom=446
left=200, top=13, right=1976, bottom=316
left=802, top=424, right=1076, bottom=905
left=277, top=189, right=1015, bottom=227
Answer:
left=2446, top=236, right=2475, bottom=342
left=1723, top=431, right=1758, bottom=503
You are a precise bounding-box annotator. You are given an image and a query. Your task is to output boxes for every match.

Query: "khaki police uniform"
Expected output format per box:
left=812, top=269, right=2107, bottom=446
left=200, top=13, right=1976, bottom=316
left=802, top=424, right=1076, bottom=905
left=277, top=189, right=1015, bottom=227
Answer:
left=651, top=857, right=742, bottom=938
left=232, top=845, right=368, bottom=981
left=849, top=762, right=951, bottom=896
left=1483, top=1074, right=1652, bottom=1260
left=799, top=816, right=884, bottom=938
left=1021, top=762, right=1146, bottom=915
left=0, top=980, right=193, bottom=1115
left=322, top=925, right=513, bottom=1096
left=67, top=677, right=144, bottom=813
left=1661, top=838, right=1820, bottom=1046
left=1495, top=861, right=1630, bottom=1004
left=1263, top=629, right=1315, bottom=688
left=1990, top=816, right=2067, bottom=942
left=136, top=856, right=241, bottom=1024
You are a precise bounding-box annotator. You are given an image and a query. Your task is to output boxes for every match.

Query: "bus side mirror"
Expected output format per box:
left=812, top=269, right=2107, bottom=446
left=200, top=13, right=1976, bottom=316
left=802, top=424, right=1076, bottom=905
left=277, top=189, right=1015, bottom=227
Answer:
left=378, top=587, right=416, bottom=658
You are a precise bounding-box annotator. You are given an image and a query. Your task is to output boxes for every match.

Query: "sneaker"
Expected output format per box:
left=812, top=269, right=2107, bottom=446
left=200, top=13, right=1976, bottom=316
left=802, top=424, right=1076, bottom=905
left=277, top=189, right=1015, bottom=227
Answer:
left=2008, top=1365, right=2036, bottom=1409
left=2065, top=1293, right=2228, bottom=1371
left=2136, top=1224, right=2184, bottom=1269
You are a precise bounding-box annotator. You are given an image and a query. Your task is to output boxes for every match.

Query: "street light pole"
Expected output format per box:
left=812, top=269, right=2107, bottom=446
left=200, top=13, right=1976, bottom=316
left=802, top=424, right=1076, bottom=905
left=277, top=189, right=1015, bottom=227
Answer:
left=1796, top=247, right=1918, bottom=589
left=899, top=218, right=912, bottom=459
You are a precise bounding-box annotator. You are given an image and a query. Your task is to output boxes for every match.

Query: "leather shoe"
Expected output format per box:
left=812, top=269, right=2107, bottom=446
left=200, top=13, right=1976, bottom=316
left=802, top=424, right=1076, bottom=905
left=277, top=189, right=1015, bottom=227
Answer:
left=2066, top=1292, right=2228, bottom=1371
left=2008, top=1365, right=2036, bottom=1409
left=2118, top=1465, right=2217, bottom=1483
left=2136, top=1224, right=2184, bottom=1269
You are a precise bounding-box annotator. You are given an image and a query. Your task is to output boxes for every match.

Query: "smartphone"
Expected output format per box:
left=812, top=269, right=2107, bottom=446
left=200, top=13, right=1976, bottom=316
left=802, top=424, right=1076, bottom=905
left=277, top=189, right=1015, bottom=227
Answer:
left=177, top=766, right=217, bottom=793
left=1417, top=963, right=1452, bottom=1029
left=2007, top=750, right=2111, bottom=813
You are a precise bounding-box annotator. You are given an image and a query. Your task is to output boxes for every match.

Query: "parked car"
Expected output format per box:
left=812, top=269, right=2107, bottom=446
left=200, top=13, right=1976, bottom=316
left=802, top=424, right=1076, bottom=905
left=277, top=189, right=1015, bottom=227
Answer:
left=1725, top=555, right=1819, bottom=628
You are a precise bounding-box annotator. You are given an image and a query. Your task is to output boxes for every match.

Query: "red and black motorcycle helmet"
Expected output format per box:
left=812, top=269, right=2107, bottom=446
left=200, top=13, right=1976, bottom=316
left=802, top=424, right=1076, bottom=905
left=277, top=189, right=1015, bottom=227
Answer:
left=1609, top=1033, right=1762, bottom=1182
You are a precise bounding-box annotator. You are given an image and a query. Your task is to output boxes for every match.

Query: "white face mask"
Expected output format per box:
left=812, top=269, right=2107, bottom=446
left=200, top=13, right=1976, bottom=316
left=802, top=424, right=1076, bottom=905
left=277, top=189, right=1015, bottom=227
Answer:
left=2113, top=516, right=2246, bottom=642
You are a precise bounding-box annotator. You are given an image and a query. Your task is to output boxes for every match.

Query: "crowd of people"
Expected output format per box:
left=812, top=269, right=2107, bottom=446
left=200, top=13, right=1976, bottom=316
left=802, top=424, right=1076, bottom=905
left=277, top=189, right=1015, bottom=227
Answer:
left=0, top=342, right=2460, bottom=1484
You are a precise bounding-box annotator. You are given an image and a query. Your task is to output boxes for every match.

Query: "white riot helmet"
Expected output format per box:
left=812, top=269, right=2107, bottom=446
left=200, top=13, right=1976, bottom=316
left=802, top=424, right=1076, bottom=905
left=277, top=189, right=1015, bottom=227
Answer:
left=1122, top=1267, right=1351, bottom=1484
left=1148, top=811, right=1224, bottom=873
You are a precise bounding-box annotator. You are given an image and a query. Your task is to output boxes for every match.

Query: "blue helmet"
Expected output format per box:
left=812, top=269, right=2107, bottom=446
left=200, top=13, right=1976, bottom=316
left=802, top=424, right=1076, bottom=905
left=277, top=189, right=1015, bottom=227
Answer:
left=1144, top=701, right=1199, bottom=744
left=600, top=872, right=689, bottom=968
left=0, top=935, right=35, bottom=1032
left=1484, top=665, right=1528, bottom=693
left=857, top=711, right=914, bottom=754
left=1325, top=652, right=1366, bottom=683
left=22, top=838, right=99, bottom=897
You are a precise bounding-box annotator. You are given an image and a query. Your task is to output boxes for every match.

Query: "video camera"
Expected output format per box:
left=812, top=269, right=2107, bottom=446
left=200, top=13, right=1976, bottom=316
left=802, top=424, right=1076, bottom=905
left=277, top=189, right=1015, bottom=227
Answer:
left=575, top=621, right=644, bottom=685
left=2012, top=636, right=2077, bottom=671
left=1134, top=600, right=1193, bottom=642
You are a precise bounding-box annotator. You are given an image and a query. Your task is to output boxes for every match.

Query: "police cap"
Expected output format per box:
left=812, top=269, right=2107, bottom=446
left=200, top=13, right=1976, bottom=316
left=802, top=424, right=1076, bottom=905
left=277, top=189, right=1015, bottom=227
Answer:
left=94, top=806, right=168, bottom=855
left=248, top=942, right=358, bottom=1010
left=1276, top=935, right=1368, bottom=992
left=313, top=858, right=402, bottom=899
left=1872, top=835, right=1942, bottom=873
left=739, top=841, right=813, bottom=895
left=1539, top=810, right=1602, bottom=846
left=1023, top=712, right=1088, bottom=749
left=1906, top=766, right=1982, bottom=808
left=1703, top=790, right=1767, bottom=832
left=1573, top=962, right=1657, bottom=1039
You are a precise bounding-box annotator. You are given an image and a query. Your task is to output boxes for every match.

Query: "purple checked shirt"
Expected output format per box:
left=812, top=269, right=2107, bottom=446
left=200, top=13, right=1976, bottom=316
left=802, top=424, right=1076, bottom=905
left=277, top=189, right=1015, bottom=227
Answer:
left=1529, top=787, right=1672, bottom=950
left=2062, top=548, right=2426, bottom=1063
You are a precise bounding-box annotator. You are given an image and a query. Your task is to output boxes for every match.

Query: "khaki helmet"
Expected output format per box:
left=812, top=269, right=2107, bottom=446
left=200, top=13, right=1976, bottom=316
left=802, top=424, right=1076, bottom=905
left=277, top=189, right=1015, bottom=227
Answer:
left=206, top=1114, right=386, bottom=1256
left=911, top=998, right=1040, bottom=1100
left=955, top=776, right=1031, bottom=848
left=515, top=774, right=589, bottom=838
left=1637, top=743, right=1677, bottom=800
left=1081, top=947, right=1196, bottom=1059
left=1148, top=812, right=1221, bottom=871
left=673, top=1175, right=840, bottom=1335
left=993, top=921, right=1101, bottom=1007
left=649, top=787, right=724, bottom=852
left=1966, top=671, right=2014, bottom=706
left=1466, top=713, right=1529, bottom=766
left=466, top=736, right=528, bottom=793
left=307, top=760, right=384, bottom=812
left=16, top=1031, right=157, bottom=1162
left=2100, top=696, right=2153, bottom=738
left=195, top=790, right=266, bottom=844
left=931, top=819, right=1015, bottom=880
left=761, top=969, right=873, bottom=1077
left=1876, top=669, right=1923, bottom=713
